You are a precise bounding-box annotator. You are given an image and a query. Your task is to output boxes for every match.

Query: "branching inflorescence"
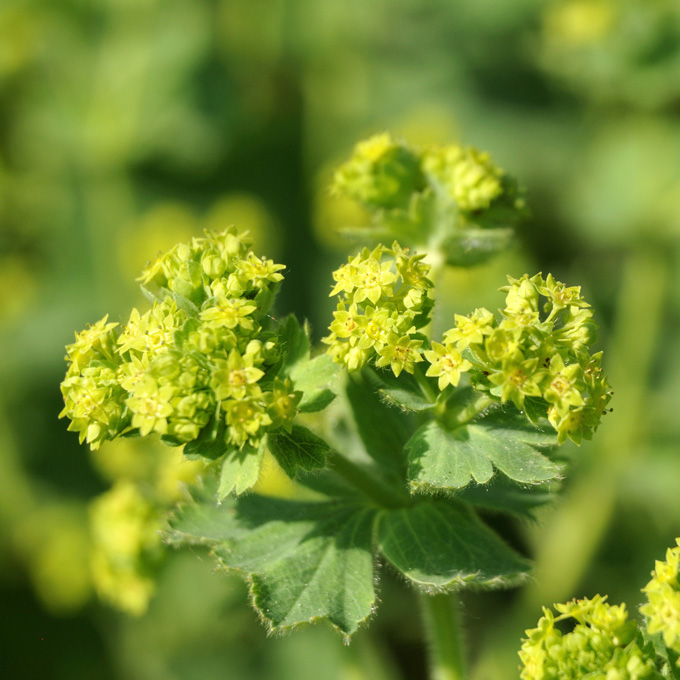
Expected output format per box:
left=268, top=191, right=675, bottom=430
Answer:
left=60, top=132, right=619, bottom=674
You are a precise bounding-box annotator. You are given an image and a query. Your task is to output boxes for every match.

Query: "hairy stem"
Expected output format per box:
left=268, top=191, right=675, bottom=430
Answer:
left=420, top=593, right=466, bottom=680
left=413, top=364, right=438, bottom=404
left=330, top=450, right=411, bottom=509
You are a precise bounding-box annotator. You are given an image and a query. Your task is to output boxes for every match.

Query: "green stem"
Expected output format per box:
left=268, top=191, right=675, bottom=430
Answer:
left=413, top=364, right=438, bottom=404
left=442, top=394, right=494, bottom=429
left=420, top=593, right=466, bottom=680
left=330, top=451, right=411, bottom=509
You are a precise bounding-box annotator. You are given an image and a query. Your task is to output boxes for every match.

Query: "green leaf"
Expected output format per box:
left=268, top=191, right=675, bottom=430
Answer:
left=278, top=314, right=310, bottom=371
left=442, top=227, right=514, bottom=267
left=378, top=499, right=530, bottom=589
left=165, top=480, right=232, bottom=546
left=372, top=367, right=436, bottom=412
left=456, top=475, right=557, bottom=519
left=218, top=438, right=267, bottom=498
left=173, top=495, right=378, bottom=638
left=184, top=411, right=229, bottom=460
left=278, top=316, right=339, bottom=412
left=267, top=425, right=329, bottom=477
left=346, top=371, right=412, bottom=478
left=407, top=406, right=559, bottom=492
left=289, top=353, right=339, bottom=412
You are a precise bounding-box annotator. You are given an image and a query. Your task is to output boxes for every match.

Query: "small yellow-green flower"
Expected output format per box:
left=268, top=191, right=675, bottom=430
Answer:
left=265, top=378, right=302, bottom=432
left=375, top=334, right=424, bottom=377
left=542, top=354, right=586, bottom=414
left=126, top=377, right=176, bottom=437
left=200, top=295, right=257, bottom=331
left=211, top=349, right=264, bottom=401
left=424, top=342, right=472, bottom=390
left=65, top=315, right=119, bottom=370
left=224, top=397, right=272, bottom=448
left=488, top=358, right=544, bottom=409
left=443, top=308, right=495, bottom=350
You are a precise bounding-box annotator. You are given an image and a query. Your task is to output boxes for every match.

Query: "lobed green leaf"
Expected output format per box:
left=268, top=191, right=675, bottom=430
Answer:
left=267, top=425, right=329, bottom=477
left=218, top=438, right=267, bottom=499
left=378, top=499, right=530, bottom=589
left=407, top=406, right=560, bottom=492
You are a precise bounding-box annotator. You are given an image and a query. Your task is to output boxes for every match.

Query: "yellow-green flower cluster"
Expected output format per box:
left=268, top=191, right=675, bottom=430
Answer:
left=332, top=133, right=524, bottom=220
left=519, top=595, right=661, bottom=680
left=323, top=243, right=433, bottom=377
left=332, top=133, right=425, bottom=210
left=641, top=539, right=680, bottom=660
left=89, top=480, right=162, bottom=617
left=423, top=145, right=504, bottom=211
left=428, top=273, right=612, bottom=444
left=61, top=228, right=298, bottom=453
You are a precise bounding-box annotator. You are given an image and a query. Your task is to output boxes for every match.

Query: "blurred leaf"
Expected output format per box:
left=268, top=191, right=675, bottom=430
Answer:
left=378, top=499, right=529, bottom=589
left=455, top=475, right=556, bottom=519
left=442, top=228, right=514, bottom=267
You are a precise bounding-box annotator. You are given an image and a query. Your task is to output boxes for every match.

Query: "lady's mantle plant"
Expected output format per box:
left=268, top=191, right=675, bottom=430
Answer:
left=61, top=134, right=612, bottom=672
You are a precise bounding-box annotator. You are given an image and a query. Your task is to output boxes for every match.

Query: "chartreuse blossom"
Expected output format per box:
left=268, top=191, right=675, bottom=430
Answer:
left=332, top=133, right=425, bottom=210
left=323, top=242, right=433, bottom=376
left=61, top=228, right=300, bottom=455
left=426, top=273, right=612, bottom=444
left=332, top=133, right=525, bottom=227
left=89, top=480, right=162, bottom=616
left=519, top=595, right=661, bottom=680
left=423, top=342, right=472, bottom=391
left=423, top=144, right=504, bottom=211
left=641, top=539, right=680, bottom=659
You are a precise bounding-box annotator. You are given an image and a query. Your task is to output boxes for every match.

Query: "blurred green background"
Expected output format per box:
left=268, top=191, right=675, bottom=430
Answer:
left=1, top=0, right=680, bottom=678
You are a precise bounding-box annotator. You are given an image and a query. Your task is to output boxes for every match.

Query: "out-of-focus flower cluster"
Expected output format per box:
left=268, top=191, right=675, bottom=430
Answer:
left=519, top=595, right=661, bottom=680
left=332, top=132, right=525, bottom=225
left=60, top=228, right=296, bottom=453
left=427, top=273, right=612, bottom=444
left=641, top=539, right=680, bottom=661
left=540, top=0, right=680, bottom=110
left=323, top=242, right=434, bottom=376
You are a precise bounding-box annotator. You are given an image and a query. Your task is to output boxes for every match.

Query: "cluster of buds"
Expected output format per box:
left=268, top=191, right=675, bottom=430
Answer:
left=323, top=243, right=434, bottom=376
left=89, top=480, right=162, bottom=616
left=422, top=144, right=504, bottom=211
left=641, top=539, right=680, bottom=660
left=427, top=273, right=612, bottom=444
left=332, top=132, right=524, bottom=220
left=519, top=595, right=660, bottom=680
left=60, top=228, right=299, bottom=453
